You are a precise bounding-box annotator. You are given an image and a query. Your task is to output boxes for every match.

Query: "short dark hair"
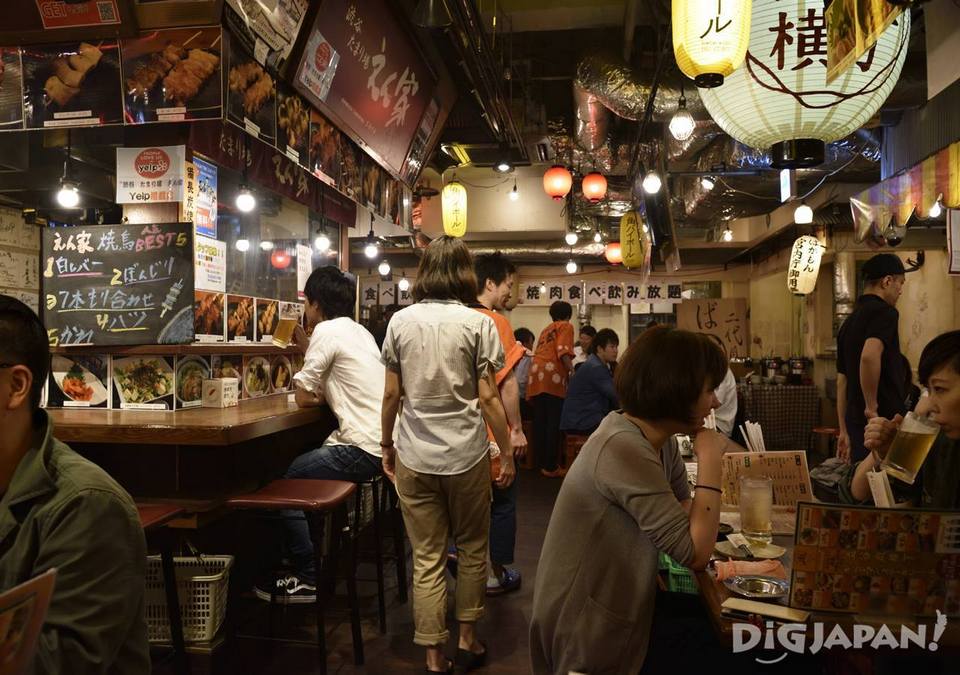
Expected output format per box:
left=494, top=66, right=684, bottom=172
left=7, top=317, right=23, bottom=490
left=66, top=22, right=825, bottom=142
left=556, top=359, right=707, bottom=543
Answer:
left=588, top=328, right=619, bottom=355
left=413, top=235, right=478, bottom=304
left=303, top=266, right=355, bottom=319
left=918, top=330, right=960, bottom=386
left=579, top=325, right=597, bottom=338
left=514, top=327, right=535, bottom=347
left=0, top=295, right=49, bottom=409
left=614, top=325, right=727, bottom=425
left=474, top=251, right=516, bottom=291
left=549, top=301, right=572, bottom=322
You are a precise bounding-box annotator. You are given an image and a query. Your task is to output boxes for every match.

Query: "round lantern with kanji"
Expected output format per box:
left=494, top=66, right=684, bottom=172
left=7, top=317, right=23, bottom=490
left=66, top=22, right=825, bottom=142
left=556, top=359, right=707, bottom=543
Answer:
left=698, top=0, right=910, bottom=168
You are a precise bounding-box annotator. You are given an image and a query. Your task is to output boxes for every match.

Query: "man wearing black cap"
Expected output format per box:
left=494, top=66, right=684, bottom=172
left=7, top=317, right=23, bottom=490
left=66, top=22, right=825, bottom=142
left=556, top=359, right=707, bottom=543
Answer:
left=836, top=254, right=909, bottom=463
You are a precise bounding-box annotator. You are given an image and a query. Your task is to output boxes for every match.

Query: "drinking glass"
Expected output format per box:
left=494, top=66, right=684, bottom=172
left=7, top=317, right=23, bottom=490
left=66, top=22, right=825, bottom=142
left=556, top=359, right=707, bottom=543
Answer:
left=881, top=412, right=940, bottom=485
left=739, top=476, right=773, bottom=545
left=271, top=303, right=303, bottom=348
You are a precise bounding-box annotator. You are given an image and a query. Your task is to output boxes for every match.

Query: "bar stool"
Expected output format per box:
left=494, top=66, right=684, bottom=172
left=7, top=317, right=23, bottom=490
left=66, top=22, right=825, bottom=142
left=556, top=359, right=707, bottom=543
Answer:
left=224, top=479, right=362, bottom=674
left=808, top=426, right=841, bottom=458
left=136, top=503, right=188, bottom=675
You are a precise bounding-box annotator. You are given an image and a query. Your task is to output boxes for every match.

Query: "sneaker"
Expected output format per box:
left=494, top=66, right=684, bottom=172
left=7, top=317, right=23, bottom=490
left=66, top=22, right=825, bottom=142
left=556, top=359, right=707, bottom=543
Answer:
left=254, top=574, right=317, bottom=604
left=486, top=568, right=521, bottom=596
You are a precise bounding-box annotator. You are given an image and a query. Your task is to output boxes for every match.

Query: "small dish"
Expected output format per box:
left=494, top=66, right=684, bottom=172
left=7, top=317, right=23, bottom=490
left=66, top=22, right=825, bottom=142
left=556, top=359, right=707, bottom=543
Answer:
left=723, top=575, right=789, bottom=600
left=715, top=540, right=787, bottom=560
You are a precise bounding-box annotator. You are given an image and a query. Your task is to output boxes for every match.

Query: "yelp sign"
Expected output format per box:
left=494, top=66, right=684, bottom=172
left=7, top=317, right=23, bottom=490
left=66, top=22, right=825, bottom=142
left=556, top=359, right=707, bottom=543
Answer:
left=135, top=148, right=171, bottom=179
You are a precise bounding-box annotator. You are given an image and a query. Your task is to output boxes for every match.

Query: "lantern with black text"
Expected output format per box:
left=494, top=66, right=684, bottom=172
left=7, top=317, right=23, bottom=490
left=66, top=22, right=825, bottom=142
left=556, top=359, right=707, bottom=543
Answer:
left=543, top=165, right=573, bottom=201
left=786, top=235, right=824, bottom=295
left=581, top=172, right=607, bottom=203
left=619, top=212, right=650, bottom=273
left=699, top=0, right=909, bottom=168
left=673, top=0, right=752, bottom=88
left=442, top=179, right=468, bottom=237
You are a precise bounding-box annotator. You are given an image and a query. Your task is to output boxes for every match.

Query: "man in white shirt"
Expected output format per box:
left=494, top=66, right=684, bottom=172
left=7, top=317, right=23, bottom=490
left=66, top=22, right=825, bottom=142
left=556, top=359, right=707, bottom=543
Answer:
left=571, top=325, right=596, bottom=370
left=257, top=266, right=384, bottom=604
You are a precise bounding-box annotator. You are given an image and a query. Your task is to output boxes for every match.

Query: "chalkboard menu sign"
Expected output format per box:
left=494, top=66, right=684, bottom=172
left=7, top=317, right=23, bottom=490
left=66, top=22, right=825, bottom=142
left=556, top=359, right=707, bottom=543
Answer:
left=42, top=223, right=195, bottom=347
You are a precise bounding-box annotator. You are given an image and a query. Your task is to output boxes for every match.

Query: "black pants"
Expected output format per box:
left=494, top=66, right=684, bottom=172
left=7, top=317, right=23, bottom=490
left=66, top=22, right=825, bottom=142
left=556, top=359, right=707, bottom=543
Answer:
left=532, top=393, right=564, bottom=472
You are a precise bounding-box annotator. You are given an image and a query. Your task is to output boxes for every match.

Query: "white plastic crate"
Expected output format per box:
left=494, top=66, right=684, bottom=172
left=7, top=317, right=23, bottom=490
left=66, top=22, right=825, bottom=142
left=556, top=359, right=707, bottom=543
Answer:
left=144, top=555, right=232, bottom=644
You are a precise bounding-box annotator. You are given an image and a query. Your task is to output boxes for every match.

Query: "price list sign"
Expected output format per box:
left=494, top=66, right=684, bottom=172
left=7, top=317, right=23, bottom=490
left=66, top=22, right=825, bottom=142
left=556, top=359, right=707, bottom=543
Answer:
left=42, top=223, right=195, bottom=347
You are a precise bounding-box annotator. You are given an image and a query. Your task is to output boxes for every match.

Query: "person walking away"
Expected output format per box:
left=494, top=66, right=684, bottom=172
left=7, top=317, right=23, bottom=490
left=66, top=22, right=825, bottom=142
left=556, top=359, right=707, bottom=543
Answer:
left=560, top=328, right=619, bottom=436
left=259, top=266, right=385, bottom=603
left=380, top=236, right=515, bottom=673
left=837, top=254, right=910, bottom=463
left=527, top=301, right=575, bottom=477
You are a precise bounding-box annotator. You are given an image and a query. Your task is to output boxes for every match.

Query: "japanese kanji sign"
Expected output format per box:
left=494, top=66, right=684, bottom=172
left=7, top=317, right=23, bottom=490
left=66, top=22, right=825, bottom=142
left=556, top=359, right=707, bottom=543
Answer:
left=586, top=282, right=624, bottom=306
left=677, top=298, right=749, bottom=358
left=361, top=280, right=379, bottom=307
left=379, top=281, right=396, bottom=306
left=294, top=0, right=437, bottom=178
left=623, top=279, right=683, bottom=305
left=115, top=146, right=186, bottom=204
left=41, top=223, right=195, bottom=347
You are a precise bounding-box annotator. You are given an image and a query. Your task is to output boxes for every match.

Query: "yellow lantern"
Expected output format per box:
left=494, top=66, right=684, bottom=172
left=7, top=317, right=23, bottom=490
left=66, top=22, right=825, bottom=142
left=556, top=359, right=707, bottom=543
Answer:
left=673, top=0, right=752, bottom=88
left=442, top=179, right=467, bottom=237
left=787, top=235, right=825, bottom=295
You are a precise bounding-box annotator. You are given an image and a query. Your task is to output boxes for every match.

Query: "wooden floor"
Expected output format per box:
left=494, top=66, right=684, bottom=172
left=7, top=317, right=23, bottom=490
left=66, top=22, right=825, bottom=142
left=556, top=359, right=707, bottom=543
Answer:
left=180, top=467, right=562, bottom=674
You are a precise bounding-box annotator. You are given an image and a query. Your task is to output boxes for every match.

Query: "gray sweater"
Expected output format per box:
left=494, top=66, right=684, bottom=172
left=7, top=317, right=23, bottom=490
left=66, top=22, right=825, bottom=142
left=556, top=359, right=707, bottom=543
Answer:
left=530, top=412, right=694, bottom=674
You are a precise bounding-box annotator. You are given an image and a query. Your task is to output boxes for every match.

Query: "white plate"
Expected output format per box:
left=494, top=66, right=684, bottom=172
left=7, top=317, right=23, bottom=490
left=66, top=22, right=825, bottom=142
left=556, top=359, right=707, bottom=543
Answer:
left=112, top=357, right=174, bottom=404
left=176, top=357, right=210, bottom=405
left=243, top=356, right=271, bottom=397
left=51, top=355, right=108, bottom=405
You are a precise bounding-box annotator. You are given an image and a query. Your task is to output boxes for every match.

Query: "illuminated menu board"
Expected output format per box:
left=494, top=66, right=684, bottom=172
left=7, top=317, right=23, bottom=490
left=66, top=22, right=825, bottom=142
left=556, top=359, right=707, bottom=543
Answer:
left=41, top=222, right=195, bottom=346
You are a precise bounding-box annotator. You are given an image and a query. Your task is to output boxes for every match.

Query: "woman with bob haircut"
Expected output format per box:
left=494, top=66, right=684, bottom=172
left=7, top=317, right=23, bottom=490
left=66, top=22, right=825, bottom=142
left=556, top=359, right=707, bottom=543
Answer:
left=530, top=325, right=733, bottom=674
left=380, top=235, right=515, bottom=673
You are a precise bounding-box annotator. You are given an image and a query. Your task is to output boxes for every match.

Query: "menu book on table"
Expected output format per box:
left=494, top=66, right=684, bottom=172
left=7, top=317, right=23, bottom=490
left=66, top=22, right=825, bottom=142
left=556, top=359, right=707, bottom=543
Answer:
left=720, top=451, right=813, bottom=507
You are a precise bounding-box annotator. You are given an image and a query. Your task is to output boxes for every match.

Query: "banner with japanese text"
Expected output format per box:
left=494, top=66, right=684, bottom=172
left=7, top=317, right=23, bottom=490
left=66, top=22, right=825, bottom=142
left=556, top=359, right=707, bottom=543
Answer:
left=677, top=298, right=749, bottom=359
left=586, top=282, right=623, bottom=306
left=519, top=281, right=582, bottom=306
left=623, top=279, right=683, bottom=304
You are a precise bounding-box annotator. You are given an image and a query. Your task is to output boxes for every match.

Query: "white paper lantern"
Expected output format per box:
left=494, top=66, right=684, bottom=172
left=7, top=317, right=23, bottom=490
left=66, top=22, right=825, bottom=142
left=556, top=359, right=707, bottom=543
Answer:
left=699, top=0, right=909, bottom=168
left=787, top=235, right=824, bottom=295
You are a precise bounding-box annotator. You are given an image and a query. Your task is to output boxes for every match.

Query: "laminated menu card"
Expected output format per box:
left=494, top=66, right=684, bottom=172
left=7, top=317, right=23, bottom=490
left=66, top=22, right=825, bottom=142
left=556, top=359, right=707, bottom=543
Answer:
left=721, top=451, right=813, bottom=507
left=111, top=355, right=175, bottom=410
left=174, top=355, right=211, bottom=410
left=47, top=354, right=111, bottom=409
left=790, top=502, right=960, bottom=616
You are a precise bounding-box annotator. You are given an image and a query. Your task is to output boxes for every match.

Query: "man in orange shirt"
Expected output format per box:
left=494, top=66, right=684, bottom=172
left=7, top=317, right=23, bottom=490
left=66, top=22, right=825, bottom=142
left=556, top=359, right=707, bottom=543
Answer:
left=465, top=252, right=528, bottom=595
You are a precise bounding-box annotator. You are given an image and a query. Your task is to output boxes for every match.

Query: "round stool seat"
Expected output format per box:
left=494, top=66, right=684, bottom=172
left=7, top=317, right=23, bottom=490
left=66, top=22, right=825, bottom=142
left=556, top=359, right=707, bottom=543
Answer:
left=811, top=427, right=840, bottom=438
left=225, top=479, right=356, bottom=511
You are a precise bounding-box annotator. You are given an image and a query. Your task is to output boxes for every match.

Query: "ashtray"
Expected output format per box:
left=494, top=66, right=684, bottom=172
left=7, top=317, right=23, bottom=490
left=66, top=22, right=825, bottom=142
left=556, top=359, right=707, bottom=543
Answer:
left=723, top=575, right=789, bottom=600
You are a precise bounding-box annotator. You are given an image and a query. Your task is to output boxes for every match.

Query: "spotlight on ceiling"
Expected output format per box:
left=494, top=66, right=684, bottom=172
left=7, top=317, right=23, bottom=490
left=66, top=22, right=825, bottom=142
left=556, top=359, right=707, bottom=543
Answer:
left=236, top=185, right=256, bottom=213
left=794, top=202, right=813, bottom=224
left=642, top=171, right=662, bottom=195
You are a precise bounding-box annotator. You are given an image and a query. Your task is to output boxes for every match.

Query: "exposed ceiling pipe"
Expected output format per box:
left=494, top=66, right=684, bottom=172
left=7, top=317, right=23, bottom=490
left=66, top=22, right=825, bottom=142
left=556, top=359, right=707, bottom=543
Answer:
left=466, top=241, right=607, bottom=260
left=444, top=0, right=528, bottom=161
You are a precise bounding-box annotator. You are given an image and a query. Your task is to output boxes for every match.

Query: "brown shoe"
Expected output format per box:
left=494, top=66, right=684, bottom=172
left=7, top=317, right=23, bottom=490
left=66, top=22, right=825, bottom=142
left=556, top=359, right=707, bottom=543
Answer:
left=540, top=468, right=567, bottom=478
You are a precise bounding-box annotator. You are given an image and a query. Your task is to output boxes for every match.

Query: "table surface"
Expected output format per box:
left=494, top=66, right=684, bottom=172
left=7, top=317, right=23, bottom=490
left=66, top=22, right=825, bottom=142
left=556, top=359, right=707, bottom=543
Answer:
left=47, top=395, right=329, bottom=447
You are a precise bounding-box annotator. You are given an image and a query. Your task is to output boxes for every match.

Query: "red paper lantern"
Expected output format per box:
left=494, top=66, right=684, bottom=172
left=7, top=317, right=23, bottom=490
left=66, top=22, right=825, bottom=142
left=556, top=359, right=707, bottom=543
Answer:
left=604, top=242, right=623, bottom=265
left=543, top=165, right=573, bottom=201
left=271, top=249, right=292, bottom=269
left=581, top=171, right=607, bottom=203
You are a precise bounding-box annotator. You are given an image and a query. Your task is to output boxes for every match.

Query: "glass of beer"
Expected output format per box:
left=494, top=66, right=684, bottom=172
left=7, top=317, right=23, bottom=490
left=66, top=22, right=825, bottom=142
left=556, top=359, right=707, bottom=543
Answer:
left=739, top=476, right=773, bottom=545
left=881, top=412, right=940, bottom=485
left=272, top=302, right=303, bottom=348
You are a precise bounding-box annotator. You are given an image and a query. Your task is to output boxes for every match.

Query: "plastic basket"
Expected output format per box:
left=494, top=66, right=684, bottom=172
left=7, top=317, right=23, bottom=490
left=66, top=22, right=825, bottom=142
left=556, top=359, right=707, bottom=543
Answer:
left=658, top=553, right=698, bottom=595
left=144, top=555, right=233, bottom=644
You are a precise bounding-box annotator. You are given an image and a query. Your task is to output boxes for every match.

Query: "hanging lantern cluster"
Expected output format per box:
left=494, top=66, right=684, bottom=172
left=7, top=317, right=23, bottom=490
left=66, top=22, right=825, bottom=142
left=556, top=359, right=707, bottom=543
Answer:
left=673, top=0, right=752, bottom=88
left=543, top=165, right=573, bottom=201
left=699, top=0, right=909, bottom=168
left=441, top=179, right=468, bottom=237
left=581, top=171, right=607, bottom=203
left=787, top=235, right=825, bottom=295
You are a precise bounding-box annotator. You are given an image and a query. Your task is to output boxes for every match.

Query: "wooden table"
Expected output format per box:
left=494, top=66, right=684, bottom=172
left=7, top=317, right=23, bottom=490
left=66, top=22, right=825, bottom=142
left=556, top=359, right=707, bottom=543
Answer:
left=48, top=396, right=338, bottom=500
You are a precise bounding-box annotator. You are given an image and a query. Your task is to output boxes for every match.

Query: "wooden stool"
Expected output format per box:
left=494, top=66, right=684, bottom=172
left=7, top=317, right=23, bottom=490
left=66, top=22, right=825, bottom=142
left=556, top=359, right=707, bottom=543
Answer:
left=136, top=503, right=188, bottom=675
left=225, top=480, right=362, bottom=674
left=808, top=426, right=841, bottom=458
left=563, top=433, right=590, bottom=469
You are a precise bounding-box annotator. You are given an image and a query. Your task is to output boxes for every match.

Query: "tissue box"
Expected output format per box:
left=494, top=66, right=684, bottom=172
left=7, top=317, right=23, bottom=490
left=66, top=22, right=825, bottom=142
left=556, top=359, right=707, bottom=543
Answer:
left=202, top=378, right=239, bottom=408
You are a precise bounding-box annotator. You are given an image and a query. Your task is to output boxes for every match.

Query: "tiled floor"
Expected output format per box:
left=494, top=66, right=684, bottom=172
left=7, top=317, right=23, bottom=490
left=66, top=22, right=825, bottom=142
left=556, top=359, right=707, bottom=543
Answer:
left=188, top=467, right=562, bottom=674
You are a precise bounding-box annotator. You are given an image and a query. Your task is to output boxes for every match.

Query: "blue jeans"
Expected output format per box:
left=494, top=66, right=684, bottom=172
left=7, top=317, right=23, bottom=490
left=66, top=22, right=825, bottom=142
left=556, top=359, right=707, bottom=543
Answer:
left=490, top=470, right=518, bottom=566
left=282, top=444, right=382, bottom=581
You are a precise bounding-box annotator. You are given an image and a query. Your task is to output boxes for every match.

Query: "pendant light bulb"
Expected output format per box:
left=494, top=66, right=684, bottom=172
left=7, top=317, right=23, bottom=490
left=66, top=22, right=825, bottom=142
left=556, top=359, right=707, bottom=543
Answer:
left=235, top=238, right=250, bottom=252
left=564, top=231, right=578, bottom=246
left=56, top=180, right=80, bottom=208
left=593, top=230, right=602, bottom=243
left=700, top=176, right=715, bottom=190
left=259, top=240, right=274, bottom=251
left=668, top=95, right=696, bottom=142
left=398, top=276, right=410, bottom=292
left=929, top=199, right=942, bottom=219
left=236, top=185, right=256, bottom=213
left=721, top=228, right=734, bottom=242
left=509, top=180, right=519, bottom=201
left=314, top=234, right=331, bottom=252
left=794, top=202, right=813, bottom=224
left=378, top=260, right=391, bottom=276
left=642, top=171, right=662, bottom=195
left=364, top=228, right=379, bottom=259
left=565, top=260, right=578, bottom=274
left=539, top=281, right=547, bottom=294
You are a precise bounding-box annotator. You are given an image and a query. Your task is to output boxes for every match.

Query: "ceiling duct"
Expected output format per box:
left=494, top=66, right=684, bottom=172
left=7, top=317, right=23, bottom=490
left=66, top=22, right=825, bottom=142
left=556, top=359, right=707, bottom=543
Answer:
left=467, top=241, right=607, bottom=262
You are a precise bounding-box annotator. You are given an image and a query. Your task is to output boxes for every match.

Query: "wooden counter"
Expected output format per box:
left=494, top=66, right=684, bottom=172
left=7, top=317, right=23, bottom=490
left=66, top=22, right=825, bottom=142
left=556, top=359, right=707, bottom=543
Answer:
left=49, top=395, right=329, bottom=446
left=48, top=396, right=338, bottom=500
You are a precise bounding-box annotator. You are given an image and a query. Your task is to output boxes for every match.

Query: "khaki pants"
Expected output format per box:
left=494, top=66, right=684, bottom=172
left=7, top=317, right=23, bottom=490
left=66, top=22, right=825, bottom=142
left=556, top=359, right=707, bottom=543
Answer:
left=395, top=455, right=492, bottom=646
